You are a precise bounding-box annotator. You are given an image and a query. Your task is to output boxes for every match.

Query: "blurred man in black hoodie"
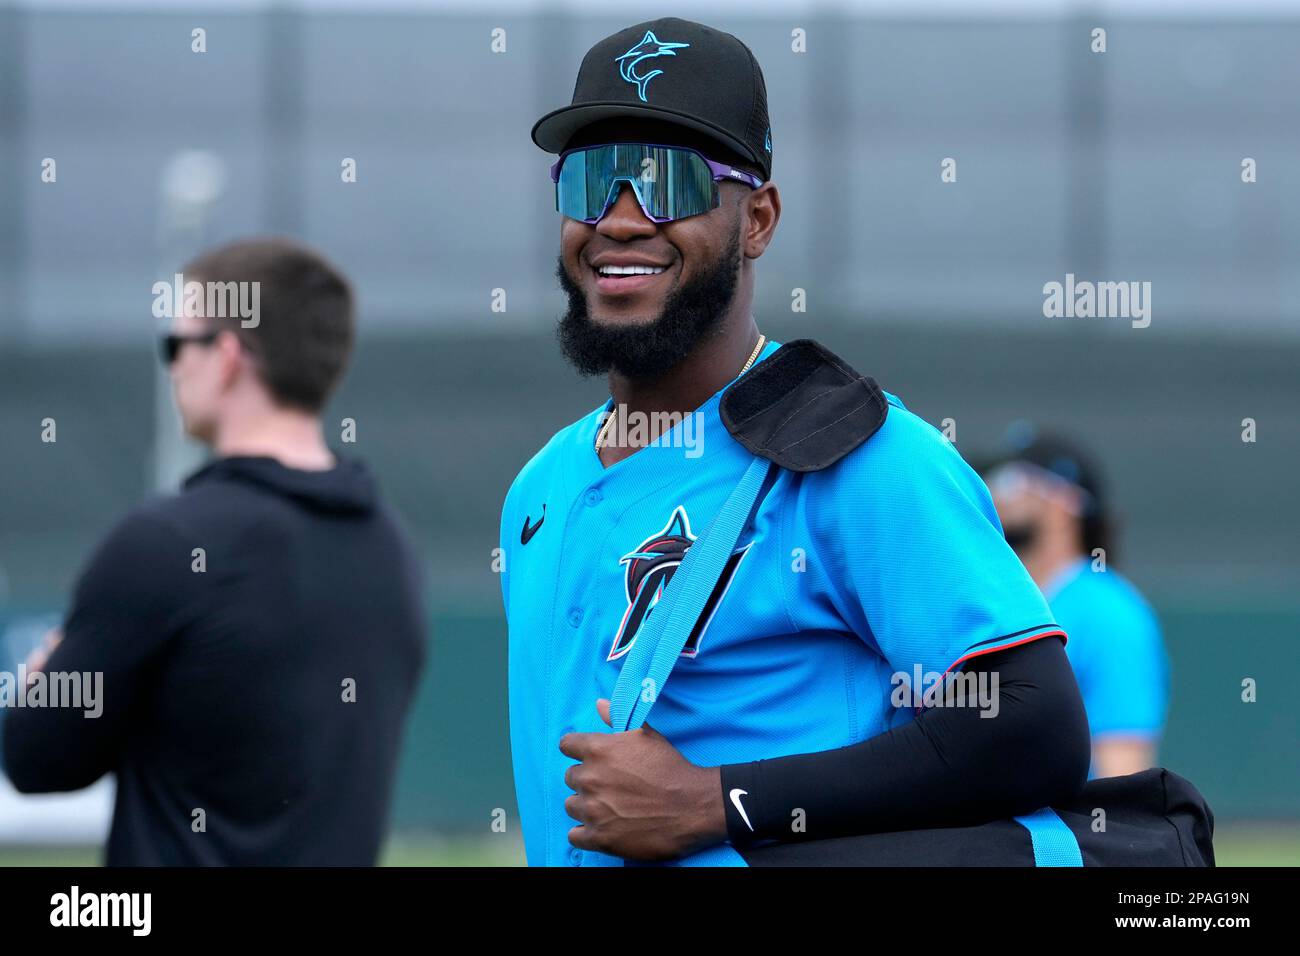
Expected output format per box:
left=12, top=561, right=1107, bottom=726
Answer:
left=2, top=237, right=427, bottom=865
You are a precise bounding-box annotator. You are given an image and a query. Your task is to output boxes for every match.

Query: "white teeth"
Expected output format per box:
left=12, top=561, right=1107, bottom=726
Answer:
left=597, top=264, right=666, bottom=276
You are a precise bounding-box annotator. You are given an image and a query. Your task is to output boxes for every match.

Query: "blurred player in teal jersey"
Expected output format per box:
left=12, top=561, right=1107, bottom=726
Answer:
left=983, top=426, right=1170, bottom=778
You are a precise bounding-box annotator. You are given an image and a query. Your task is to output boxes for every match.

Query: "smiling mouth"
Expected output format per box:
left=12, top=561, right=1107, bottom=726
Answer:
left=589, top=262, right=674, bottom=296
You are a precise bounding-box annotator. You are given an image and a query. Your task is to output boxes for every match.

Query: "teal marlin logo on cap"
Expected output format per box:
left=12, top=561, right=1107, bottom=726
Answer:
left=764, top=127, right=771, bottom=153
left=615, top=31, right=690, bottom=102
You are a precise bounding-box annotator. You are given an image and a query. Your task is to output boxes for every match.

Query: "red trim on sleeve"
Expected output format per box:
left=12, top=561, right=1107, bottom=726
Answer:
left=942, top=629, right=1067, bottom=679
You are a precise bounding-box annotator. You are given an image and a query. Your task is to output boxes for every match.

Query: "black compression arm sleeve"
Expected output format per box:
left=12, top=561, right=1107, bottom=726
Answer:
left=719, top=636, right=1090, bottom=846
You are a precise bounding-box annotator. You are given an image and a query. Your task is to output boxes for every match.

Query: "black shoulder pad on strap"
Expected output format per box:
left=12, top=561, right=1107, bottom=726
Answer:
left=719, top=339, right=888, bottom=473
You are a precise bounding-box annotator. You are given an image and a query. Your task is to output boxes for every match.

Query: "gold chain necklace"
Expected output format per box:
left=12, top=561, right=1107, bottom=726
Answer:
left=595, top=333, right=766, bottom=453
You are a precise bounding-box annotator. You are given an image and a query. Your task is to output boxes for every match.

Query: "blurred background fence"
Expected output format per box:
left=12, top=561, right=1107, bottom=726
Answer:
left=0, top=0, right=1296, bottom=860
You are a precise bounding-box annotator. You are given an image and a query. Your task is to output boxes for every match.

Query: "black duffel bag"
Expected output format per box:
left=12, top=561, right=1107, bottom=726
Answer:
left=740, top=768, right=1215, bottom=866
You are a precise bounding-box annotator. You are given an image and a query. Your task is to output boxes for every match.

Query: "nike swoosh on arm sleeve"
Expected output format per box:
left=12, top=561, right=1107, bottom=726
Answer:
left=720, top=637, right=1090, bottom=846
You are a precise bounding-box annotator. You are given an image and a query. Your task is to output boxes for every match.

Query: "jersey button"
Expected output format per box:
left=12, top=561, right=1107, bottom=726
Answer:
left=584, top=489, right=603, bottom=507
left=567, top=608, right=583, bottom=627
left=569, top=847, right=584, bottom=867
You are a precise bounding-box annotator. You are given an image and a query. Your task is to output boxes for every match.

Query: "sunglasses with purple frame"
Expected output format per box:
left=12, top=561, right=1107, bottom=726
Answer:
left=549, top=142, right=765, bottom=225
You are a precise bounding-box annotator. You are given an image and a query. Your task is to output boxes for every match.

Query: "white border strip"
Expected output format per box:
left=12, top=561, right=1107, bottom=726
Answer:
left=13, top=0, right=1300, bottom=18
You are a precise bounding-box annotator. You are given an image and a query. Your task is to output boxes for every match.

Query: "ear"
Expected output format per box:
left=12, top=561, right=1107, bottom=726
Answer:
left=216, top=328, right=246, bottom=388
left=742, top=181, right=780, bottom=260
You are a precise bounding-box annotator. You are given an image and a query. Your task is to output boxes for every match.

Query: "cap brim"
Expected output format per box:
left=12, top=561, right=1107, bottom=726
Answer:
left=531, top=101, right=765, bottom=178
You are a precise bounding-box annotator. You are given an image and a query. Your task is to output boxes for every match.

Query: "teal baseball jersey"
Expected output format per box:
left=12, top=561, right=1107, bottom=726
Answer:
left=1045, top=557, right=1169, bottom=742
left=499, top=340, right=1065, bottom=866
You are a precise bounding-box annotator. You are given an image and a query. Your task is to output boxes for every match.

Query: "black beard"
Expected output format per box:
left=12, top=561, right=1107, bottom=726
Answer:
left=554, top=226, right=742, bottom=379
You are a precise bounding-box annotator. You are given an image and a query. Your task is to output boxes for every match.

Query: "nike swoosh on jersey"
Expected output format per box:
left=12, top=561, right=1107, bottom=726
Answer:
left=521, top=506, right=546, bottom=545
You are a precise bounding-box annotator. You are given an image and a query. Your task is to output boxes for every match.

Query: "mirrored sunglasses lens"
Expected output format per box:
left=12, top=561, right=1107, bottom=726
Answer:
left=556, top=145, right=715, bottom=222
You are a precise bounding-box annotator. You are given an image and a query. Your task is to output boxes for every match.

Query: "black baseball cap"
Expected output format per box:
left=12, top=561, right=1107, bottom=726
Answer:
left=531, top=17, right=773, bottom=182
left=978, top=422, right=1106, bottom=516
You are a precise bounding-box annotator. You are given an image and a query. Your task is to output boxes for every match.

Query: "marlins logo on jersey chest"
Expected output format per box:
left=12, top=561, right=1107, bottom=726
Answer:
left=606, top=505, right=750, bottom=662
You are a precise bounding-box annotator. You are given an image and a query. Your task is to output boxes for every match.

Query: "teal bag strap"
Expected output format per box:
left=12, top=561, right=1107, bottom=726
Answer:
left=609, top=457, right=777, bottom=733
left=1014, top=807, right=1084, bottom=866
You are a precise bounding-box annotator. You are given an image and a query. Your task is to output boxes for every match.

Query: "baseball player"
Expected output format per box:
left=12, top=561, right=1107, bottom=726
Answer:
left=982, top=427, right=1170, bottom=778
left=501, top=17, right=1090, bottom=866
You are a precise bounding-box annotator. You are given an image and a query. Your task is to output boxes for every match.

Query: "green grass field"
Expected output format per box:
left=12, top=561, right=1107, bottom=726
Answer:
left=0, top=823, right=1295, bottom=866
left=0, top=834, right=526, bottom=868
